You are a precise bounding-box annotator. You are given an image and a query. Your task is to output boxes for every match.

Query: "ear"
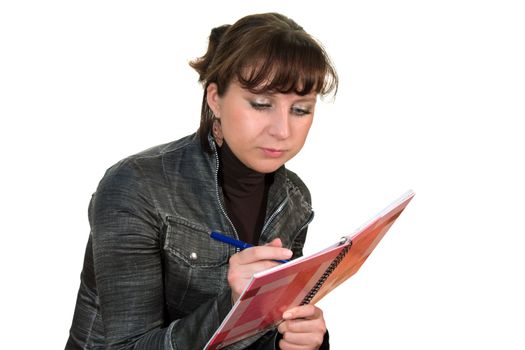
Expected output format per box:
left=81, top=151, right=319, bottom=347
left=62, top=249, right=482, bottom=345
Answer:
left=206, top=83, right=221, bottom=119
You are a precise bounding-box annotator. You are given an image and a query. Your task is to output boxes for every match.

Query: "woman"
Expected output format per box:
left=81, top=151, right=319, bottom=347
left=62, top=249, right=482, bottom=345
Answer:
left=66, top=12, right=338, bottom=350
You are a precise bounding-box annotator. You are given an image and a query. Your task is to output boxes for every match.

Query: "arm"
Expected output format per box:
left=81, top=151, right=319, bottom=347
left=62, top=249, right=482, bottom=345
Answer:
left=91, top=160, right=231, bottom=349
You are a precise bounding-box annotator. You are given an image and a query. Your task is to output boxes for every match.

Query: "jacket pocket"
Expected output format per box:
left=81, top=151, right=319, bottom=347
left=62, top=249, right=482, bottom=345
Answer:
left=164, top=215, right=229, bottom=267
left=163, top=215, right=230, bottom=314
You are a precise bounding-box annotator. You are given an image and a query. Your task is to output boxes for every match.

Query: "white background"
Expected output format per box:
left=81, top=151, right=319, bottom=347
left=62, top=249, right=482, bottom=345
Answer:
left=1, top=1, right=524, bottom=349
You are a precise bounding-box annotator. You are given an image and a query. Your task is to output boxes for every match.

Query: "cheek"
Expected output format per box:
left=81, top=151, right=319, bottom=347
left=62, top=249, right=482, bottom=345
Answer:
left=222, top=111, right=263, bottom=140
left=294, top=120, right=314, bottom=142
left=220, top=106, right=241, bottom=134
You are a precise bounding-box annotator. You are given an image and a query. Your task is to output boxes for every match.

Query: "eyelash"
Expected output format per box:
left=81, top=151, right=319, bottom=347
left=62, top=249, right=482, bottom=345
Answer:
left=250, top=102, right=272, bottom=110
left=249, top=102, right=311, bottom=116
left=291, top=107, right=311, bottom=116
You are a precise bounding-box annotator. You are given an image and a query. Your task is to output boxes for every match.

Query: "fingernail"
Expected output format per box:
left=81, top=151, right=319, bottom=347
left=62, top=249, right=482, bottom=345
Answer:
left=284, top=249, right=292, bottom=257
left=283, top=312, right=292, bottom=319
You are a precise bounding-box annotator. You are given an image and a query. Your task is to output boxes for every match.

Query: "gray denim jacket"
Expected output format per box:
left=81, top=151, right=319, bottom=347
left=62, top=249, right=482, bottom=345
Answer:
left=66, top=133, right=315, bottom=350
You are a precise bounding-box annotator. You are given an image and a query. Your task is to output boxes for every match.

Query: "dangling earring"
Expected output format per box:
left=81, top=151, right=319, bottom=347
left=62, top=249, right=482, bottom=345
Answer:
left=212, top=118, right=224, bottom=147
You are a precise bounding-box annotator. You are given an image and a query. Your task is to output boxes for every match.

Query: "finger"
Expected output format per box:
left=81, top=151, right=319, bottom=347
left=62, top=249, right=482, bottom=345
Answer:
left=280, top=331, right=324, bottom=347
left=283, top=304, right=321, bottom=320
left=233, top=245, right=292, bottom=265
left=230, top=259, right=280, bottom=278
left=278, top=339, right=306, bottom=350
left=279, top=317, right=326, bottom=334
left=265, top=238, right=283, bottom=247
left=278, top=340, right=304, bottom=350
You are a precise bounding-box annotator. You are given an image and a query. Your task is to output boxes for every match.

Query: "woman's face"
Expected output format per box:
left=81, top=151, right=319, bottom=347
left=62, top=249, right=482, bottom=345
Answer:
left=207, top=81, right=317, bottom=173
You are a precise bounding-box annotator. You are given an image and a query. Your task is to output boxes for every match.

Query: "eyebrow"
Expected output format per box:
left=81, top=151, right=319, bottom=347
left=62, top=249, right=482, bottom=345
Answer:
left=261, top=91, right=317, bottom=102
left=245, top=88, right=317, bottom=104
left=292, top=97, right=317, bottom=104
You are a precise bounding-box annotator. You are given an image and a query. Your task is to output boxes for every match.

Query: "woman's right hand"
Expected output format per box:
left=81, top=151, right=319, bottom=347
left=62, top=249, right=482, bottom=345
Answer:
left=227, top=238, right=293, bottom=302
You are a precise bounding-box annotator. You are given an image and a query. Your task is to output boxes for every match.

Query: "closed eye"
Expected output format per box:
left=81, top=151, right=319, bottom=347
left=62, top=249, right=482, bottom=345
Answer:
left=250, top=101, right=272, bottom=110
left=291, top=106, right=312, bottom=116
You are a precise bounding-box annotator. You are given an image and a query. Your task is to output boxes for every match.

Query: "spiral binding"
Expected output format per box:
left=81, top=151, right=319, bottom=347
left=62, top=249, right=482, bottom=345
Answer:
left=300, top=240, right=352, bottom=305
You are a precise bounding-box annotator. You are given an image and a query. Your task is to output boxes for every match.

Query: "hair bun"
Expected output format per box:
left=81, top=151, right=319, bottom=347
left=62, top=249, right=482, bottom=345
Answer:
left=210, top=24, right=231, bottom=45
left=190, top=24, right=231, bottom=83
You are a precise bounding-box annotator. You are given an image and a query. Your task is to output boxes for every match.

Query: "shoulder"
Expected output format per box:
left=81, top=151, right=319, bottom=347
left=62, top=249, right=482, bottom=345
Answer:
left=100, top=134, right=198, bottom=181
left=95, top=133, right=200, bottom=200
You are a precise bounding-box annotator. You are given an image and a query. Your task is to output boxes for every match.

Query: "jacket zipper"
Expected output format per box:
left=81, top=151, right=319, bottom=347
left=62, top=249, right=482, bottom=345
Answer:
left=211, top=140, right=240, bottom=247
left=261, top=196, right=289, bottom=235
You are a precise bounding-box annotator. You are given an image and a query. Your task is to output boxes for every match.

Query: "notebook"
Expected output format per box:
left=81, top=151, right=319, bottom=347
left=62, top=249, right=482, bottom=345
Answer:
left=204, top=190, right=415, bottom=350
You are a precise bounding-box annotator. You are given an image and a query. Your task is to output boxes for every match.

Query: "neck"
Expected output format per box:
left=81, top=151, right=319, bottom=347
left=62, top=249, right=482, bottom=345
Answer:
left=219, top=141, right=266, bottom=197
left=218, top=141, right=272, bottom=244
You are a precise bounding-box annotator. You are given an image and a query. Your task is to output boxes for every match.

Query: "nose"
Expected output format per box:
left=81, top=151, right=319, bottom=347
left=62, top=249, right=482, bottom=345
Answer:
left=267, top=107, right=290, bottom=140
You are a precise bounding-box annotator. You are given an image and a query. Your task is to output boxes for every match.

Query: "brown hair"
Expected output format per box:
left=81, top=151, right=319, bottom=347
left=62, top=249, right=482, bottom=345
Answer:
left=190, top=12, right=338, bottom=152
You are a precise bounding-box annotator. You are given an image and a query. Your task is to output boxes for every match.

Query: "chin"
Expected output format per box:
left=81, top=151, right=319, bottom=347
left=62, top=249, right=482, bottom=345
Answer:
left=249, top=160, right=284, bottom=174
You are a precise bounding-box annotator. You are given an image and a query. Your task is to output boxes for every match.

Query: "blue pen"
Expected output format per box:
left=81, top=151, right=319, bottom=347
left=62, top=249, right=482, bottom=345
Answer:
left=210, top=231, right=289, bottom=264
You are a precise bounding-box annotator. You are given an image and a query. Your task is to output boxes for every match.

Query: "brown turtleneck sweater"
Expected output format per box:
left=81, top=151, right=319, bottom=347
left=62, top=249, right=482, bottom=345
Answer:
left=218, top=142, right=273, bottom=245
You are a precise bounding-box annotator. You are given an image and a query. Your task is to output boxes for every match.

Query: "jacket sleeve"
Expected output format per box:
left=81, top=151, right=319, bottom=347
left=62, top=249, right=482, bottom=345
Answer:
left=90, top=160, right=232, bottom=349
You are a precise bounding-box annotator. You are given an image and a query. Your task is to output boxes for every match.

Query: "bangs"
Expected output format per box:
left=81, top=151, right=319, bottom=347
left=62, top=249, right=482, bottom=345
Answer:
left=234, top=32, right=337, bottom=97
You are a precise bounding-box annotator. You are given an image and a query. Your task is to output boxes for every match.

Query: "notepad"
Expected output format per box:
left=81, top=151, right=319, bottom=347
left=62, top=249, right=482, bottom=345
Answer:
left=204, top=190, right=415, bottom=350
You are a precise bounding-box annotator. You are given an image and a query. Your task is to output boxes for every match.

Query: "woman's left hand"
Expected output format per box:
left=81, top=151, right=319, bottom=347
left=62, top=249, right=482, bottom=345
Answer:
left=277, top=304, right=327, bottom=350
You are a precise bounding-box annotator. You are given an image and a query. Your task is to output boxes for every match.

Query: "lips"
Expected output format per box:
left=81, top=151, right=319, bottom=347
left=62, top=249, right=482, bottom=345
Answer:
left=260, top=147, right=285, bottom=158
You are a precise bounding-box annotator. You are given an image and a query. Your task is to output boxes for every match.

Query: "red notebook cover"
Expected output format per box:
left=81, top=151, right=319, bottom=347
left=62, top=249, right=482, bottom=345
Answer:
left=204, top=190, right=415, bottom=350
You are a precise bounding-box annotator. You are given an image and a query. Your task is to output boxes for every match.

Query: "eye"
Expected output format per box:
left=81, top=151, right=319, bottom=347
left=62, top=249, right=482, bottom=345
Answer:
left=250, top=101, right=272, bottom=110
left=291, top=106, right=312, bottom=117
